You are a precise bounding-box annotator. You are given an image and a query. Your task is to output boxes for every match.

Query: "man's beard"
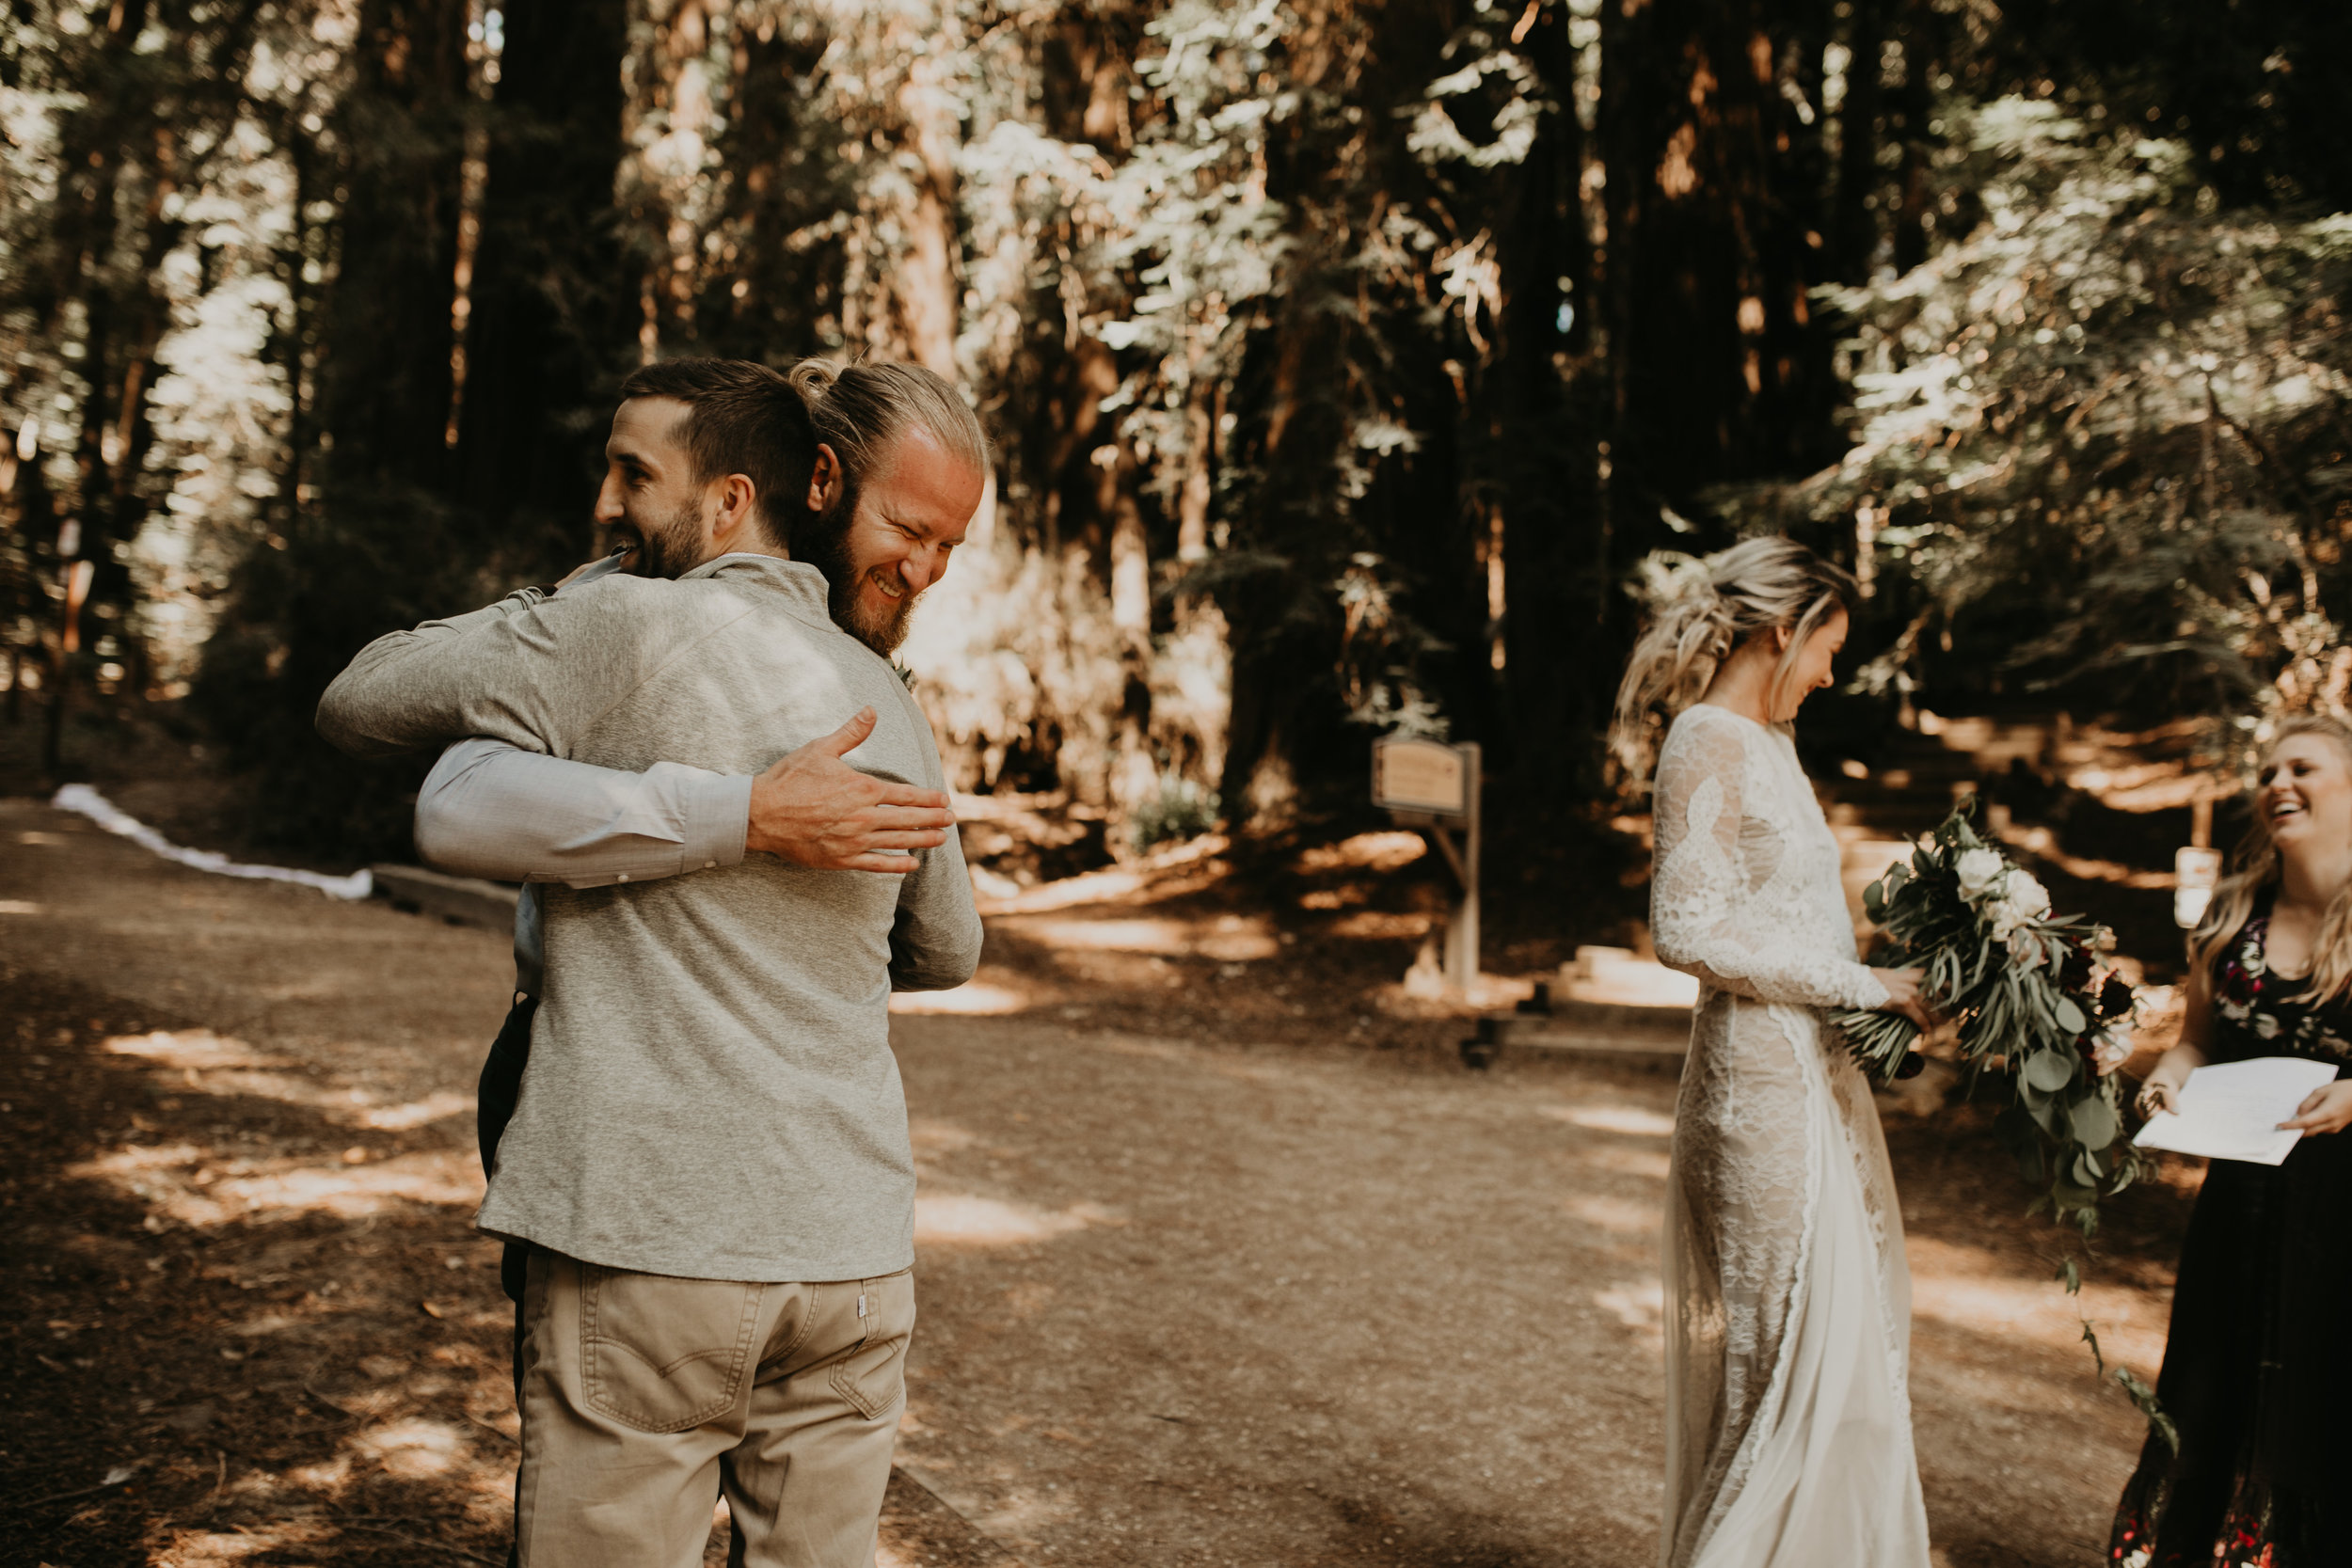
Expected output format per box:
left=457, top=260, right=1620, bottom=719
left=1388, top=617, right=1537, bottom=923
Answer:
left=618, top=496, right=704, bottom=578
left=802, top=483, right=921, bottom=657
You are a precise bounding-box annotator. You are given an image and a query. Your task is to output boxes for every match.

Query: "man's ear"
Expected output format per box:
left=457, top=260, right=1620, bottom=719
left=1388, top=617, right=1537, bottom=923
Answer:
left=709, top=473, right=761, bottom=548
left=807, top=444, right=842, bottom=515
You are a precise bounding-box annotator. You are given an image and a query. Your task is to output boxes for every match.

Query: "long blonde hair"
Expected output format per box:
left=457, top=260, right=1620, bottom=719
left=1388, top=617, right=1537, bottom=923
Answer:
left=2189, top=714, right=2352, bottom=1001
left=785, top=357, right=992, bottom=483
left=1609, top=536, right=1857, bottom=778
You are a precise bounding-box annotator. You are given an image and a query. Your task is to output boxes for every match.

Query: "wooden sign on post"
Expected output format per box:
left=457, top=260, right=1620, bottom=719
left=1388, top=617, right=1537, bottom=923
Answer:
left=2174, top=846, right=2222, bottom=931
left=1374, top=736, right=1481, bottom=992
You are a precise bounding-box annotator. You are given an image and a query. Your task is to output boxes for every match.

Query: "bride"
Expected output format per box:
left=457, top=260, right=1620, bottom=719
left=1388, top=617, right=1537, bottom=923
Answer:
left=1611, top=537, right=1935, bottom=1568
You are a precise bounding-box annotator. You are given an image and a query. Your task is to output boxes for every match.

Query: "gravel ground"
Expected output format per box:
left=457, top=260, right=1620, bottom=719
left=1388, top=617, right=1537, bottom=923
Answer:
left=1, top=793, right=2196, bottom=1567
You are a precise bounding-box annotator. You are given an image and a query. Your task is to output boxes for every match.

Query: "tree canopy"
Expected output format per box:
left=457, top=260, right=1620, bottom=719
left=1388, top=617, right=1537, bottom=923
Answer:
left=3, top=0, right=2345, bottom=859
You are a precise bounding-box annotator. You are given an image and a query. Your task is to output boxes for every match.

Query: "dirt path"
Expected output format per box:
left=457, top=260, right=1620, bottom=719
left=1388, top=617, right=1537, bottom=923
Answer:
left=2, top=795, right=2192, bottom=1566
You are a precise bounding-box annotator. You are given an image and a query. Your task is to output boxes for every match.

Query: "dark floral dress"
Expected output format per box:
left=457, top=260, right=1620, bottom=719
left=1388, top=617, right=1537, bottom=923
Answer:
left=2109, top=899, right=2352, bottom=1567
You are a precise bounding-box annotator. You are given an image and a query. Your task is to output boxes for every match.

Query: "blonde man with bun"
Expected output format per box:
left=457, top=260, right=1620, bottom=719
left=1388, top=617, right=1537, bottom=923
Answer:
left=2108, top=716, right=2352, bottom=1566
left=1612, top=535, right=1934, bottom=1568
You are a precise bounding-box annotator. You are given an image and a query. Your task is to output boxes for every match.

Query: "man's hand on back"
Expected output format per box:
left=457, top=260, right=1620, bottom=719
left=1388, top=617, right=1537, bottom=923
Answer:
left=748, top=708, right=956, bottom=872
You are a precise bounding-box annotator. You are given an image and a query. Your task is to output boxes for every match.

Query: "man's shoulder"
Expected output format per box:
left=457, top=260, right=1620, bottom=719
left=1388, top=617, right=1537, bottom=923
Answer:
left=549, top=571, right=765, bottom=647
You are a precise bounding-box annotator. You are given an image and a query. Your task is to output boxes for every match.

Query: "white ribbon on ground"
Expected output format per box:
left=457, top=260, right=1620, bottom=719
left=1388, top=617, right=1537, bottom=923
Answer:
left=50, top=784, right=373, bottom=901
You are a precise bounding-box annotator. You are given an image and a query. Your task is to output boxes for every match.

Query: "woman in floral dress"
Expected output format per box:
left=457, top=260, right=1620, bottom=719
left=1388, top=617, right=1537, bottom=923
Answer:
left=2114, top=716, right=2352, bottom=1565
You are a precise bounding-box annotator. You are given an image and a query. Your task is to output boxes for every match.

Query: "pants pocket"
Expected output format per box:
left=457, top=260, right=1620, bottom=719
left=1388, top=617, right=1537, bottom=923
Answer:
left=829, top=1270, right=917, bottom=1421
left=580, top=1265, right=764, bottom=1433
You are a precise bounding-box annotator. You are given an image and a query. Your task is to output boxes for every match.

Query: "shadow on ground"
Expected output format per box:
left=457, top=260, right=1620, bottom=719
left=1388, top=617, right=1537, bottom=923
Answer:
left=0, top=966, right=517, bottom=1567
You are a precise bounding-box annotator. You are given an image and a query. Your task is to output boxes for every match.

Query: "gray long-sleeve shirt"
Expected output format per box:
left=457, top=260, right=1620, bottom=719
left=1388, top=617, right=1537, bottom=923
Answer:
left=410, top=550, right=781, bottom=994
left=318, top=555, right=982, bottom=1282
left=417, top=737, right=755, bottom=994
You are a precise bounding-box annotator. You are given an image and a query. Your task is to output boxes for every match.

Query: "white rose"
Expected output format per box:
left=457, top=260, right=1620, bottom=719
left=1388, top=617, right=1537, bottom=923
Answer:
left=1955, top=847, right=2008, bottom=902
left=2008, top=870, right=2052, bottom=921
left=1986, top=898, right=2022, bottom=939
left=2090, top=1025, right=2135, bottom=1075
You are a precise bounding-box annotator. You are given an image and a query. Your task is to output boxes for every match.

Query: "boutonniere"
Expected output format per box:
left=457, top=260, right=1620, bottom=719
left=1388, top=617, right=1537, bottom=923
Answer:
left=892, top=660, right=915, bottom=689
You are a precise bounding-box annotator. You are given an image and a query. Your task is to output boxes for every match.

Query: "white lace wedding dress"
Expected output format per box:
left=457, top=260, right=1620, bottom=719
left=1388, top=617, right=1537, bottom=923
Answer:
left=1649, top=704, right=1931, bottom=1568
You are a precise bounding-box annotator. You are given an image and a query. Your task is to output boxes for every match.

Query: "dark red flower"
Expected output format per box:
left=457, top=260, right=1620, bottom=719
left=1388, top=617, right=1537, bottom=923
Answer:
left=2098, top=973, right=2136, bottom=1022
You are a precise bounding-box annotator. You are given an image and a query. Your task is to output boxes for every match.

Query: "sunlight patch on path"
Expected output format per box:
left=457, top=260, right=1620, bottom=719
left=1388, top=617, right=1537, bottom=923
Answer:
left=349, top=1417, right=469, bottom=1479
left=352, top=1090, right=472, bottom=1131
left=1562, top=1194, right=1661, bottom=1235
left=914, top=1191, right=1116, bottom=1248
left=1908, top=1235, right=2167, bottom=1369
left=969, top=832, right=1229, bottom=915
left=106, top=1029, right=278, bottom=1070
left=105, top=1031, right=473, bottom=1132
left=221, top=1151, right=482, bottom=1218
left=891, top=981, right=1028, bottom=1016
left=1002, top=913, right=1279, bottom=961
left=1594, top=1279, right=1667, bottom=1355
left=1545, top=1104, right=1677, bottom=1137
left=1577, top=1145, right=1674, bottom=1180
left=70, top=1144, right=485, bottom=1226
left=157, top=1531, right=270, bottom=1563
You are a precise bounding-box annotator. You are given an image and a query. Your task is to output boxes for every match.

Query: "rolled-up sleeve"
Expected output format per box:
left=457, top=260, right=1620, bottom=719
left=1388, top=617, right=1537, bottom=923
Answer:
left=415, top=737, right=753, bottom=889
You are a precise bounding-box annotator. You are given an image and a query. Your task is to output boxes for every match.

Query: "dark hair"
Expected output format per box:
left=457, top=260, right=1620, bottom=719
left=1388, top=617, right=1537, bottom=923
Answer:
left=616, top=356, right=818, bottom=549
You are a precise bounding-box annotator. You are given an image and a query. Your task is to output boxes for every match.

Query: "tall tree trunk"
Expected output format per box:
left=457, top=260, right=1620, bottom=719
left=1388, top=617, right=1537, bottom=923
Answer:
left=1831, top=0, right=1885, bottom=282
left=1889, top=0, right=1935, bottom=276
left=455, top=0, right=631, bottom=566
left=228, top=0, right=474, bottom=853
left=1602, top=0, right=1839, bottom=512
left=892, top=40, right=963, bottom=379
left=315, top=0, right=472, bottom=494
left=1498, top=0, right=1607, bottom=792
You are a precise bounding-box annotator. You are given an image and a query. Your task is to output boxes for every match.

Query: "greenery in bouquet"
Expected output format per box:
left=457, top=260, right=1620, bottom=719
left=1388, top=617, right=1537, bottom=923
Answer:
left=1836, top=800, right=2143, bottom=1237
left=1836, top=799, right=2174, bottom=1445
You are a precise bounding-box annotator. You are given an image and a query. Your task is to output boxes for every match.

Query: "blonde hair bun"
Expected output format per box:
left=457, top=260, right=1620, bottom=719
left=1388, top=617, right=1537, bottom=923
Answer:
left=1609, top=535, right=1856, bottom=779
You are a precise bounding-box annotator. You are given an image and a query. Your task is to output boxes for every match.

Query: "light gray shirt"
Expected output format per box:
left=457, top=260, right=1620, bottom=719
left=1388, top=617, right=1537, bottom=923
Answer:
left=412, top=551, right=772, bottom=995
left=318, top=556, right=982, bottom=1282
left=418, top=737, right=755, bottom=994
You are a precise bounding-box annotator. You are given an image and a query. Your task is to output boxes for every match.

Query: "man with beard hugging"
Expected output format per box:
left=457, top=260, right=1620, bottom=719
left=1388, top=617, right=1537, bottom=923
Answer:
left=317, top=356, right=987, bottom=1566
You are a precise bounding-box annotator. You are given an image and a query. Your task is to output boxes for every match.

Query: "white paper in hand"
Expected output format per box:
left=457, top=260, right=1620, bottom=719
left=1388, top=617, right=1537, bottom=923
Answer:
left=2133, top=1055, right=2343, bottom=1165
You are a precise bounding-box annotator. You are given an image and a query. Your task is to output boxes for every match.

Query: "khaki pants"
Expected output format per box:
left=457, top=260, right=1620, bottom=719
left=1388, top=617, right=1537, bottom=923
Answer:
left=515, top=1251, right=915, bottom=1568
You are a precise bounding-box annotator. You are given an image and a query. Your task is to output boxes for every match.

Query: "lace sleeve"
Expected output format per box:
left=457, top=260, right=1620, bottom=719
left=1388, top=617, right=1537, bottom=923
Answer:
left=1650, top=713, right=1890, bottom=1013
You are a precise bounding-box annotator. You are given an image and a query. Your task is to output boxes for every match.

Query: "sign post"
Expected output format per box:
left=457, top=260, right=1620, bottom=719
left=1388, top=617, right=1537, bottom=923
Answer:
left=2174, top=780, right=2221, bottom=930
left=1373, top=736, right=1482, bottom=992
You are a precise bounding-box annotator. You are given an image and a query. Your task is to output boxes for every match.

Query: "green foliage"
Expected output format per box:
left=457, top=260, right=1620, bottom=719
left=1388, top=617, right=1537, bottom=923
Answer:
left=1836, top=799, right=2143, bottom=1235
left=1130, top=774, right=1221, bottom=851
left=2113, top=1366, right=2181, bottom=1456
left=1734, top=98, right=2352, bottom=747
left=1843, top=796, right=2175, bottom=1437
left=8, top=0, right=2348, bottom=911
left=1, top=1, right=327, bottom=704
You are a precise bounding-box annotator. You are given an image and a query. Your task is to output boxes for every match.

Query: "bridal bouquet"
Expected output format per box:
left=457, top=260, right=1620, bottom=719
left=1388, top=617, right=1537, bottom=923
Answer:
left=1836, top=800, right=2142, bottom=1232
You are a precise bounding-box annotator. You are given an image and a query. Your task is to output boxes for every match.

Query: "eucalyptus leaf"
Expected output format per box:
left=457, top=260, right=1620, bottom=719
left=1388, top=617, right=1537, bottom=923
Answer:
left=2028, top=1091, right=2067, bottom=1137
left=2054, top=1178, right=2098, bottom=1211
left=2071, top=1095, right=2120, bottom=1149
left=2024, top=1050, right=2075, bottom=1093
left=2053, top=994, right=2088, bottom=1035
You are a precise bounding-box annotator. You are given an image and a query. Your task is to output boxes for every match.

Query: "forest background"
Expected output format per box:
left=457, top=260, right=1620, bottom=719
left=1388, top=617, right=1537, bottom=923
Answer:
left=3, top=0, right=2349, bottom=885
